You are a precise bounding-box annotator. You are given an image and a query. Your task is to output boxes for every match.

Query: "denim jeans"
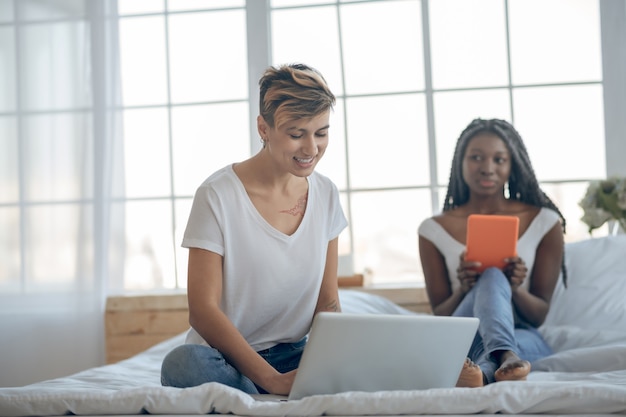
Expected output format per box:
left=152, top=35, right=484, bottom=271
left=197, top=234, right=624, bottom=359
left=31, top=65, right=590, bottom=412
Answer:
left=160, top=337, right=307, bottom=394
left=452, top=267, right=553, bottom=383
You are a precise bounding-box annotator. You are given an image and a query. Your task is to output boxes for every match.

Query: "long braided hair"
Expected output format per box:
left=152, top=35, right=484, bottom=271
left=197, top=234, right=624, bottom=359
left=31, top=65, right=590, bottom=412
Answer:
left=443, top=118, right=568, bottom=286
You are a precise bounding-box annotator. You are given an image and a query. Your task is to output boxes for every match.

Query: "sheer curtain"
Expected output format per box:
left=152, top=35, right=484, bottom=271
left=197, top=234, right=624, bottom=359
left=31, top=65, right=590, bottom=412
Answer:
left=0, top=0, right=123, bottom=387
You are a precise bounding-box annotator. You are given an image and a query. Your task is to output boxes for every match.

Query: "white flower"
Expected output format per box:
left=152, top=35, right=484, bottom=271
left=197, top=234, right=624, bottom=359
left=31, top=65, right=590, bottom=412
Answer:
left=615, top=178, right=626, bottom=210
left=579, top=181, right=600, bottom=210
left=579, top=176, right=626, bottom=233
left=580, top=207, right=612, bottom=229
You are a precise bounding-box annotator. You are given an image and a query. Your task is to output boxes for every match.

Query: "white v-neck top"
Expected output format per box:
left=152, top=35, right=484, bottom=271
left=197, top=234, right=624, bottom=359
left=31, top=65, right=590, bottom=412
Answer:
left=418, top=207, right=560, bottom=292
left=182, top=164, right=347, bottom=351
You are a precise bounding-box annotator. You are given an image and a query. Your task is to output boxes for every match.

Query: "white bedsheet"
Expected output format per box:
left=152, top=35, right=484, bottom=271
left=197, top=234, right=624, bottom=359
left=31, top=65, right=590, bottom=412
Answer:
left=1, top=323, right=626, bottom=416
left=1, top=289, right=626, bottom=416
left=2, top=235, right=626, bottom=416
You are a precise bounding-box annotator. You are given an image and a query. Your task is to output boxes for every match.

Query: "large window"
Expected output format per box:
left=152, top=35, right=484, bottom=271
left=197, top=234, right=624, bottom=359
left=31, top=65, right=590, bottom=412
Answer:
left=113, top=1, right=250, bottom=290
left=1, top=0, right=623, bottom=296
left=270, top=0, right=607, bottom=285
left=1, top=0, right=95, bottom=298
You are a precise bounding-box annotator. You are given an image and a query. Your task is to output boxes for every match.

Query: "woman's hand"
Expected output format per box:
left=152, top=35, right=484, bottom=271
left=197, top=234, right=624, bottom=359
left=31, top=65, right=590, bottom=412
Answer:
left=503, top=256, right=528, bottom=291
left=263, top=369, right=297, bottom=395
left=457, top=251, right=481, bottom=294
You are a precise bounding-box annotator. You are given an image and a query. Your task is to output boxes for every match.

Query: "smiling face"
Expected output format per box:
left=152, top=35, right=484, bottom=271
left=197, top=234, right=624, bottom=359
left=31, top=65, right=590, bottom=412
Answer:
left=461, top=132, right=512, bottom=197
left=258, top=110, right=330, bottom=177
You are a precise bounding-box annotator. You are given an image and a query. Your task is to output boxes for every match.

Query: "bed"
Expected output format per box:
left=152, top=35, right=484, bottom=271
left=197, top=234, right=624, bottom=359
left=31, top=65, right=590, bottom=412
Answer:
left=1, top=235, right=626, bottom=416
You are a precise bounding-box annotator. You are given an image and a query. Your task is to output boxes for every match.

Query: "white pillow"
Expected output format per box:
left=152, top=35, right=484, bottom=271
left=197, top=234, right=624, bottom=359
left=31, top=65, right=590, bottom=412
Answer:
left=339, top=289, right=416, bottom=315
left=543, top=235, right=626, bottom=331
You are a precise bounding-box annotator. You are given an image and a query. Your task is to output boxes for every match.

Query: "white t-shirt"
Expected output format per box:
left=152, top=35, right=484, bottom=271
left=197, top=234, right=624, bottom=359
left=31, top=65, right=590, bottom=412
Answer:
left=418, top=207, right=560, bottom=292
left=182, top=164, right=348, bottom=351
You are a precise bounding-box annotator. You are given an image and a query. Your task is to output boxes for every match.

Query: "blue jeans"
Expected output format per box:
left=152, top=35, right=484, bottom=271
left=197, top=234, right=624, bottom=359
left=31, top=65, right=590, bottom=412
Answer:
left=452, top=267, right=553, bottom=383
left=160, top=337, right=307, bottom=394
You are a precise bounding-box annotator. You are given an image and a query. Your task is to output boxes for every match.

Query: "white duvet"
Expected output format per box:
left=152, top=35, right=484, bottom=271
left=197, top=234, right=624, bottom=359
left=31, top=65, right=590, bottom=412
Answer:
left=2, top=329, right=626, bottom=417
left=1, top=235, right=626, bottom=416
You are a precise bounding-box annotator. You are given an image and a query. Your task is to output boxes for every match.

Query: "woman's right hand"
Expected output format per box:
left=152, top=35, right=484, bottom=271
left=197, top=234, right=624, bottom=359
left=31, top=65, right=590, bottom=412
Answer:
left=263, top=369, right=297, bottom=396
left=457, top=251, right=481, bottom=294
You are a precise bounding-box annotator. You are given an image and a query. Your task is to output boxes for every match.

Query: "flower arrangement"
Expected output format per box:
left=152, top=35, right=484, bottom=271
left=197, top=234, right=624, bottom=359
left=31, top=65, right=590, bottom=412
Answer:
left=579, top=176, right=626, bottom=233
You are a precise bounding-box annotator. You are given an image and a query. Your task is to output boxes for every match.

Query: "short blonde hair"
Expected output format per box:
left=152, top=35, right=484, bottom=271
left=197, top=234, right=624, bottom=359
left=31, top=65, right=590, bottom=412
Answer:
left=258, top=63, right=335, bottom=129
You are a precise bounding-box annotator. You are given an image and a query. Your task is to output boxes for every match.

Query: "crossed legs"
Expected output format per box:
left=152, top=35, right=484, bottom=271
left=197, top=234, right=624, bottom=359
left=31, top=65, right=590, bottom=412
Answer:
left=453, top=268, right=537, bottom=387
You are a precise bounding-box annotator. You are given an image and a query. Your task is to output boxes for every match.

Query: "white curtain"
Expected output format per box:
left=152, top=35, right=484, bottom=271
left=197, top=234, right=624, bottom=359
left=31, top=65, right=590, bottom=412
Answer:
left=0, top=0, right=123, bottom=387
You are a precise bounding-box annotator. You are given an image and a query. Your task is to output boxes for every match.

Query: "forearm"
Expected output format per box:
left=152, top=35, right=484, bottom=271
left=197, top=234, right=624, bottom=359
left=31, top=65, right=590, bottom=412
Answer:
left=432, top=288, right=465, bottom=316
left=315, top=238, right=341, bottom=314
left=315, top=292, right=341, bottom=314
left=511, top=288, right=549, bottom=327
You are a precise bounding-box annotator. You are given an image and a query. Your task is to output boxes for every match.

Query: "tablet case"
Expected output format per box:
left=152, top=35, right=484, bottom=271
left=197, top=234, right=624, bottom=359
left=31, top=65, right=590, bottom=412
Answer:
left=465, top=214, right=519, bottom=272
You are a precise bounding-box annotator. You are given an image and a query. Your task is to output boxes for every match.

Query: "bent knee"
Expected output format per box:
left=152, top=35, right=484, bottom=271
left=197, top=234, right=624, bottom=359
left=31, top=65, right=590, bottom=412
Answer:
left=161, top=344, right=220, bottom=387
left=161, top=345, right=190, bottom=386
left=476, top=268, right=510, bottom=292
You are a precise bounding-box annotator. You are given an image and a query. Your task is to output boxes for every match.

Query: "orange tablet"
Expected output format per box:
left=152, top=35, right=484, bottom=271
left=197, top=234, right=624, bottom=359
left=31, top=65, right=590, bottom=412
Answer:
left=465, top=214, right=519, bottom=273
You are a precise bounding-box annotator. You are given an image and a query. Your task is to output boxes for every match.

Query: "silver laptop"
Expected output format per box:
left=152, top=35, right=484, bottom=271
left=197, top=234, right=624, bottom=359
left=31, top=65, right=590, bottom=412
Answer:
left=287, top=312, right=479, bottom=400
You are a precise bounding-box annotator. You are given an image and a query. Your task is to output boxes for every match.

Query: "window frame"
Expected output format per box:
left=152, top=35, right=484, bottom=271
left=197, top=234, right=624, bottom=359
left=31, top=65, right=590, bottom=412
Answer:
left=3, top=0, right=624, bottom=294
left=247, top=0, right=625, bottom=286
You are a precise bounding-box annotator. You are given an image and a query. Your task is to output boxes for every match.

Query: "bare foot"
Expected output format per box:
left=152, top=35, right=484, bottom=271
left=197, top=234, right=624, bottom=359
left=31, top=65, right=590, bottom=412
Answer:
left=494, top=351, right=531, bottom=382
left=456, top=358, right=484, bottom=388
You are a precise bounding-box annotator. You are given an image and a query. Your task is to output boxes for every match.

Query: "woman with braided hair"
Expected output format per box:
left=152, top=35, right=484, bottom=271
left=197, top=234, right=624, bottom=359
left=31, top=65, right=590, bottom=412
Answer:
left=418, top=118, right=566, bottom=387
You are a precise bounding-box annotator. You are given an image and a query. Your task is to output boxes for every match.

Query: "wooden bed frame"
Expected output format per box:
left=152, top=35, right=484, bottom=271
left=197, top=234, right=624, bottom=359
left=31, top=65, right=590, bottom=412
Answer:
left=105, top=275, right=432, bottom=364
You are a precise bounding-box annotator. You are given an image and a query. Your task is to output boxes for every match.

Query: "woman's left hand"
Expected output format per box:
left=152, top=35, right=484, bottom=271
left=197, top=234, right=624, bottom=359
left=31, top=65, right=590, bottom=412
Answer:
left=503, top=257, right=528, bottom=291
